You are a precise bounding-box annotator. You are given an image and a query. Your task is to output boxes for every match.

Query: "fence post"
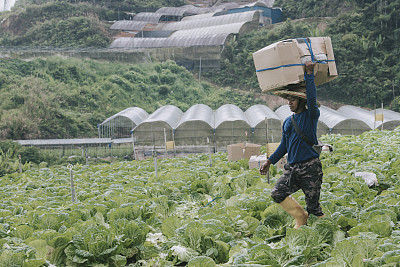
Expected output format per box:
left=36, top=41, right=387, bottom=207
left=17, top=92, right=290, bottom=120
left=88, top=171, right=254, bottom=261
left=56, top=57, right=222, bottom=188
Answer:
left=153, top=149, right=158, bottom=178
left=207, top=137, right=212, bottom=167
left=68, top=164, right=77, bottom=203
left=18, top=154, right=22, bottom=173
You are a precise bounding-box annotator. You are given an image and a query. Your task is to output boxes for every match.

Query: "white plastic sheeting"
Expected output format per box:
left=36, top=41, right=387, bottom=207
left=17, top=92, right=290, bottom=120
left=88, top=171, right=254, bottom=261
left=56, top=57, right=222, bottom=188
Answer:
left=245, top=104, right=282, bottom=143
left=133, top=105, right=183, bottom=146
left=156, top=10, right=260, bottom=31
left=372, top=108, right=400, bottom=130
left=99, top=107, right=149, bottom=138
left=110, top=21, right=149, bottom=31
left=100, top=104, right=400, bottom=147
left=169, top=22, right=256, bottom=38
left=174, top=104, right=214, bottom=146
left=110, top=34, right=232, bottom=49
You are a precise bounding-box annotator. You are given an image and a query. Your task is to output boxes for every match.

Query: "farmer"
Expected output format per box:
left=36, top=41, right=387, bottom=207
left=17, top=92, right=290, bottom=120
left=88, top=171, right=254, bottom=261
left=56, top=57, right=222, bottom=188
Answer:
left=259, top=61, right=323, bottom=228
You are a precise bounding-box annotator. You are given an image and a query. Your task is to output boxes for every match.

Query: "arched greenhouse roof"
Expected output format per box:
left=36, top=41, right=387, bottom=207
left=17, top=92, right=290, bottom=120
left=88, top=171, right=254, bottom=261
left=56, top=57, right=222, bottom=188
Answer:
left=133, top=12, right=167, bottom=23
left=337, top=105, right=375, bottom=129
left=169, top=22, right=255, bottom=38
left=241, top=0, right=274, bottom=8
left=210, top=3, right=241, bottom=12
left=156, top=5, right=206, bottom=16
left=110, top=21, right=148, bottom=31
left=245, top=104, right=280, bottom=128
left=275, top=105, right=291, bottom=121
left=100, top=107, right=148, bottom=127
left=176, top=104, right=214, bottom=129
left=136, top=105, right=183, bottom=129
left=371, top=108, right=400, bottom=130
left=157, top=10, right=260, bottom=31
left=181, top=13, right=217, bottom=21
left=109, top=34, right=232, bottom=49
left=215, top=104, right=250, bottom=128
left=319, top=106, right=352, bottom=129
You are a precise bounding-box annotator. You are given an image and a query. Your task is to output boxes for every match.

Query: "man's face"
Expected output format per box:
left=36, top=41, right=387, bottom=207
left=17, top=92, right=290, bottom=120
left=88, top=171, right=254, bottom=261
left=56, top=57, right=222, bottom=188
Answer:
left=288, top=97, right=300, bottom=112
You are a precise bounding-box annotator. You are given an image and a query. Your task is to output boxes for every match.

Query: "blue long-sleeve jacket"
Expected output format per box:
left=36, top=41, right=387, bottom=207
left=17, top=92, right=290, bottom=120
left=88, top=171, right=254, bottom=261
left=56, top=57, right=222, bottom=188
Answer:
left=268, top=74, right=320, bottom=165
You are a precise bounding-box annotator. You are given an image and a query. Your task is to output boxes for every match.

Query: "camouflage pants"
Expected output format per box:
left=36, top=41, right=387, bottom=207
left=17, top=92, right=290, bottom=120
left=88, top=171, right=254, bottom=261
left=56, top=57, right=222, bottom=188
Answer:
left=271, top=157, right=324, bottom=216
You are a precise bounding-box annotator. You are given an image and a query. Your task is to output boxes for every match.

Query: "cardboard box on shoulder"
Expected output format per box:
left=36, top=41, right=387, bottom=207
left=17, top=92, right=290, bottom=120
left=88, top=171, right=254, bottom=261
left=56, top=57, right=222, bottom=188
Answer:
left=253, top=37, right=338, bottom=92
left=227, top=143, right=261, bottom=162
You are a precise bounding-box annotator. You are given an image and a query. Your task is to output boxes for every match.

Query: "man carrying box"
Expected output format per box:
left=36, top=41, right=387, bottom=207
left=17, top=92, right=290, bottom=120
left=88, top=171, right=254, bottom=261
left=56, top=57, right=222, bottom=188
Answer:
left=259, top=61, right=324, bottom=229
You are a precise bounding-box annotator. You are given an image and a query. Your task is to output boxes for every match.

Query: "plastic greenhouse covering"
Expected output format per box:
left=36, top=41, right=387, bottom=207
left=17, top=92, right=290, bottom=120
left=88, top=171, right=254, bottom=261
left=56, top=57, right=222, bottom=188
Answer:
left=169, top=22, right=255, bottom=38
left=156, top=10, right=260, bottom=31
left=155, top=5, right=206, bottom=16
left=99, top=107, right=149, bottom=138
left=110, top=21, right=148, bottom=31
left=110, top=34, right=232, bottom=49
left=210, top=3, right=241, bottom=12
left=245, top=104, right=282, bottom=143
left=21, top=104, right=400, bottom=154
left=133, top=12, right=167, bottom=23
left=373, top=108, right=400, bottom=130
left=214, top=104, right=252, bottom=149
left=174, top=104, right=214, bottom=146
left=181, top=13, right=217, bottom=21
left=132, top=105, right=183, bottom=146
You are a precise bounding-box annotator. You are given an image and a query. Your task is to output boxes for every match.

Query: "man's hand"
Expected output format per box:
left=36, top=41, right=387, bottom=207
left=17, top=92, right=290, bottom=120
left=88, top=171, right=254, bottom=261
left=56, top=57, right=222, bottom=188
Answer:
left=305, top=61, right=316, bottom=74
left=259, top=159, right=272, bottom=175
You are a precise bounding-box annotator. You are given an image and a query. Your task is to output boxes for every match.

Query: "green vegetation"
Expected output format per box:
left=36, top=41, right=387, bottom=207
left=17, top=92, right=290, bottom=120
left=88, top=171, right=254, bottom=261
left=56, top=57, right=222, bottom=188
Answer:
left=0, top=57, right=262, bottom=139
left=0, top=129, right=400, bottom=265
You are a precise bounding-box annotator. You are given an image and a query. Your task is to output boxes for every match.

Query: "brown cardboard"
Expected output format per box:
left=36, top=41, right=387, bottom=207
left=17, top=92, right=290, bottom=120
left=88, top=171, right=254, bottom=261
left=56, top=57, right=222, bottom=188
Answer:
left=227, top=143, right=261, bottom=162
left=253, top=37, right=338, bottom=92
left=249, top=155, right=267, bottom=169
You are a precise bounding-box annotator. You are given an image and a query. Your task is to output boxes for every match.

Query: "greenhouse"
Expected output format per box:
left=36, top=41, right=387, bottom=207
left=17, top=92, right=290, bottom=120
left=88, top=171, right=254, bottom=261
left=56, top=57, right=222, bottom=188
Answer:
left=181, top=13, right=217, bottom=21
left=156, top=10, right=260, bottom=31
left=132, top=105, right=183, bottom=146
left=214, top=104, right=252, bottom=150
left=169, top=22, right=256, bottom=38
left=372, top=108, right=400, bottom=130
left=98, top=107, right=149, bottom=138
left=110, top=34, right=233, bottom=49
left=333, top=105, right=374, bottom=135
left=155, top=5, right=206, bottom=17
left=174, top=104, right=214, bottom=147
left=110, top=21, right=149, bottom=32
left=245, top=104, right=282, bottom=144
left=133, top=12, right=174, bottom=23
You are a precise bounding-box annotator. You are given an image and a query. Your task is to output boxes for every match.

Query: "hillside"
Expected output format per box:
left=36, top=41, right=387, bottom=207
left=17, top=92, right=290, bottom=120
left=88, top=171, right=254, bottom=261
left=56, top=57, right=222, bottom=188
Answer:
left=0, top=58, right=263, bottom=140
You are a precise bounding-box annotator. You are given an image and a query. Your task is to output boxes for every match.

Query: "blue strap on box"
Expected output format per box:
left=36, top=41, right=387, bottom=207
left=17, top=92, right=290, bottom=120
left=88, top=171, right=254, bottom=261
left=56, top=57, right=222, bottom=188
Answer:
left=256, top=38, right=335, bottom=73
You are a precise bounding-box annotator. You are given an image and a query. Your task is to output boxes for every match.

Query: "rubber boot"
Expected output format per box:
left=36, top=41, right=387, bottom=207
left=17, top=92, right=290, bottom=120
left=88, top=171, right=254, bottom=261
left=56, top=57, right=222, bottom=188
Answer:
left=279, top=196, right=308, bottom=229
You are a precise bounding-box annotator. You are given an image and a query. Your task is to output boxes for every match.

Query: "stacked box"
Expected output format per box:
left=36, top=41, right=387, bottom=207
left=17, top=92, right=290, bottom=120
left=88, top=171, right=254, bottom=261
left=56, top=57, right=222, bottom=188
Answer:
left=253, top=37, right=338, bottom=92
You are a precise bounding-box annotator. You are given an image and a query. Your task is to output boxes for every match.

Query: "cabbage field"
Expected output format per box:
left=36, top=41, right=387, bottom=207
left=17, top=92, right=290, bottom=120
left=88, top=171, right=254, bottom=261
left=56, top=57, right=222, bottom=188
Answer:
left=1, top=129, right=400, bottom=266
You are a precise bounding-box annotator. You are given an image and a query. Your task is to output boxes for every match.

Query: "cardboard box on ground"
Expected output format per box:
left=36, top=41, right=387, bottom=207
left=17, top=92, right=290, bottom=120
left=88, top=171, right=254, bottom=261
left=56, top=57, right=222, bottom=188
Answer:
left=227, top=143, right=261, bottom=162
left=249, top=142, right=287, bottom=170
left=253, top=37, right=338, bottom=92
